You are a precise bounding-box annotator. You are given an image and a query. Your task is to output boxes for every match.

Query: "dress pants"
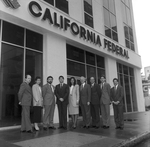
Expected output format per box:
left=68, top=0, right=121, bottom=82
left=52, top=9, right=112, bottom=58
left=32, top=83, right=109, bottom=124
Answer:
left=113, top=104, right=124, bottom=128
left=80, top=103, right=91, bottom=127
left=43, top=103, right=55, bottom=127
left=91, top=104, right=100, bottom=127
left=100, top=103, right=110, bottom=126
left=57, top=102, right=67, bottom=128
left=21, top=106, right=32, bottom=131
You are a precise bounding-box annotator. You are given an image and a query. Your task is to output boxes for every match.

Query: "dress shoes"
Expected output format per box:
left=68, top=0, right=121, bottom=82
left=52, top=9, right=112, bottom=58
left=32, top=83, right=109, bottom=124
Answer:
left=26, top=130, right=33, bottom=133
left=49, top=126, right=56, bottom=130
left=20, top=130, right=26, bottom=133
left=43, top=127, right=48, bottom=131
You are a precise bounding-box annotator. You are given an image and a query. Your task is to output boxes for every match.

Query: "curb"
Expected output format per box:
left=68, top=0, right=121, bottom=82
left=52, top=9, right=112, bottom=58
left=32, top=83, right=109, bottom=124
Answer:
left=112, top=131, right=150, bottom=147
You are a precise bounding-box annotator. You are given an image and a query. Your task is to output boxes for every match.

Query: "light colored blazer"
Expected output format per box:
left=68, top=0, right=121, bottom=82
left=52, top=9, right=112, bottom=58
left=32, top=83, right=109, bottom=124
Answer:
left=100, top=82, right=111, bottom=105
left=69, top=85, right=79, bottom=107
left=32, top=84, right=43, bottom=106
left=42, top=83, right=55, bottom=106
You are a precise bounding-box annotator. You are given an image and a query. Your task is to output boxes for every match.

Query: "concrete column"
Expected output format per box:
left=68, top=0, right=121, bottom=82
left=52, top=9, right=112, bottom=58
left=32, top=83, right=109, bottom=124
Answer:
left=105, top=57, right=118, bottom=115
left=134, top=68, right=145, bottom=112
left=43, top=33, right=67, bottom=123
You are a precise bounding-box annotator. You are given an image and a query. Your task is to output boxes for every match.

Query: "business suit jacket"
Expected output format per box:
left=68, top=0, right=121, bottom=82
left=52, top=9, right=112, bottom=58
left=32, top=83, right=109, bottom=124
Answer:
left=100, top=82, right=111, bottom=105
left=91, top=83, right=101, bottom=105
left=55, top=83, right=69, bottom=104
left=80, top=83, right=91, bottom=105
left=42, top=83, right=55, bottom=106
left=69, top=85, right=79, bottom=107
left=32, top=84, right=43, bottom=106
left=110, top=85, right=124, bottom=105
left=18, top=82, right=32, bottom=106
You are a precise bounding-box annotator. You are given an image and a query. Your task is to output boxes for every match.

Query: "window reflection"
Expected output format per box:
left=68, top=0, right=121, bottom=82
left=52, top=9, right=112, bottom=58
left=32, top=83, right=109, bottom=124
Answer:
left=110, top=13, right=117, bottom=31
left=97, top=55, right=105, bottom=68
left=86, top=52, right=95, bottom=66
left=55, top=0, right=68, bottom=14
left=105, top=27, right=111, bottom=38
left=112, top=31, right=118, bottom=42
left=84, top=0, right=92, bottom=15
left=84, top=13, right=93, bottom=28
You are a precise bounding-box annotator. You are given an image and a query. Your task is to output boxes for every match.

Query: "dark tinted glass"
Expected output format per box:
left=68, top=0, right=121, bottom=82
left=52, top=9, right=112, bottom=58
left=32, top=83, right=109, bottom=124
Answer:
left=118, top=63, right=123, bottom=73
left=86, top=52, right=95, bottom=66
left=131, top=43, right=135, bottom=51
left=44, top=0, right=54, bottom=5
left=97, top=68, right=105, bottom=83
left=129, top=67, right=134, bottom=76
left=84, top=13, right=93, bottom=28
left=87, top=66, right=96, bottom=84
left=125, top=39, right=130, bottom=49
left=0, top=43, right=23, bottom=126
left=124, top=24, right=129, bottom=39
left=112, top=31, right=118, bottom=42
left=97, top=55, right=105, bottom=68
left=129, top=27, right=134, bottom=42
left=104, top=8, right=110, bottom=27
left=25, top=50, right=43, bottom=86
left=67, top=61, right=85, bottom=77
left=105, top=27, right=111, bottom=38
left=26, top=30, right=43, bottom=51
left=67, top=44, right=85, bottom=63
left=123, top=65, right=128, bottom=75
left=56, top=0, right=68, bottom=14
left=2, top=21, right=24, bottom=46
left=84, top=0, right=93, bottom=16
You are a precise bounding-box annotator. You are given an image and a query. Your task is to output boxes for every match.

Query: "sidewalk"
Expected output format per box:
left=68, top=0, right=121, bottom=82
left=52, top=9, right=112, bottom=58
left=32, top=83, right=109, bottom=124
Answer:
left=0, top=111, right=150, bottom=147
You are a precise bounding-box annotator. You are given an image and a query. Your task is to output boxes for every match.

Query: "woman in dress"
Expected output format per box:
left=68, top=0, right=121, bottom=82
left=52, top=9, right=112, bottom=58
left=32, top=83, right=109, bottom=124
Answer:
left=32, top=76, right=43, bottom=131
left=68, top=77, right=79, bottom=129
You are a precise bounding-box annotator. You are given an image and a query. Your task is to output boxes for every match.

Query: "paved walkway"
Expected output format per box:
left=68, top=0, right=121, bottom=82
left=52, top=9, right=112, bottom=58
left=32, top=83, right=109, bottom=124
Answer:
left=0, top=111, right=150, bottom=147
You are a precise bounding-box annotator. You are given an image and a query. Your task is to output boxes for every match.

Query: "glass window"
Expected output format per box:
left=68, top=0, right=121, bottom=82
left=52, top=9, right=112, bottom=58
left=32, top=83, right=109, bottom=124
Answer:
left=97, top=68, right=105, bottom=83
left=105, top=27, right=111, bottom=38
left=97, top=55, right=105, bottom=68
left=0, top=43, right=24, bottom=126
left=26, top=30, right=43, bottom=51
left=104, top=8, right=110, bottom=27
left=87, top=66, right=96, bottom=84
left=125, top=39, right=130, bottom=49
left=123, top=65, right=129, bottom=75
left=110, top=13, right=117, bottom=32
left=55, top=0, right=68, bottom=14
left=2, top=21, right=24, bottom=46
left=86, top=52, right=95, bottom=66
left=103, top=0, right=108, bottom=9
left=109, top=0, right=115, bottom=14
left=126, top=7, right=132, bottom=27
left=124, top=24, right=129, bottom=39
left=129, top=27, right=134, bottom=43
left=112, top=31, right=118, bottom=42
left=84, top=0, right=93, bottom=15
left=44, top=0, right=54, bottom=5
left=131, top=43, right=135, bottom=51
left=25, top=50, right=43, bottom=86
left=67, top=61, right=85, bottom=77
left=129, top=67, right=134, bottom=76
left=67, top=44, right=85, bottom=63
left=84, top=13, right=93, bottom=28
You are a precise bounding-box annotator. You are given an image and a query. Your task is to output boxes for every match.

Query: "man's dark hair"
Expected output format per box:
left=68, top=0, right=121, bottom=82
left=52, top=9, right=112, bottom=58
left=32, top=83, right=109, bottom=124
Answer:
left=113, top=78, right=118, bottom=82
left=47, top=76, right=53, bottom=80
left=100, top=75, right=106, bottom=79
left=59, top=76, right=64, bottom=79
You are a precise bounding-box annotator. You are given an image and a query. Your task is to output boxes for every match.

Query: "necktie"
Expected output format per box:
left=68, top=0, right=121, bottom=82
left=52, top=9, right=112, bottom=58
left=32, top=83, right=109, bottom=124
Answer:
left=101, top=83, right=103, bottom=89
left=114, top=85, right=117, bottom=93
left=60, top=84, right=62, bottom=88
left=81, top=84, right=84, bottom=90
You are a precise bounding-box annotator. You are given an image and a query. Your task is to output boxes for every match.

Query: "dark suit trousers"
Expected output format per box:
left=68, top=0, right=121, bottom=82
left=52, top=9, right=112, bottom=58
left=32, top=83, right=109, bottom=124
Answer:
left=21, top=106, right=32, bottom=131
left=80, top=103, right=91, bottom=126
left=57, top=102, right=67, bottom=128
left=91, top=104, right=100, bottom=127
left=113, top=104, right=124, bottom=128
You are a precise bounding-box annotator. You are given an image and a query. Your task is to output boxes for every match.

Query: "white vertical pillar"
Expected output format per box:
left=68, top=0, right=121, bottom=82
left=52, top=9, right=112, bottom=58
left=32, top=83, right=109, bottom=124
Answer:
left=134, top=68, right=145, bottom=111
left=43, top=33, right=67, bottom=123
left=105, top=57, right=118, bottom=115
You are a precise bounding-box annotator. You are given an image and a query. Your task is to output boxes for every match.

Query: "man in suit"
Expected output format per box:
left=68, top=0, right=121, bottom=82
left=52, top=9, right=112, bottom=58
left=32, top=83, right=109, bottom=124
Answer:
left=18, top=75, right=33, bottom=133
left=90, top=77, right=101, bottom=129
left=100, top=76, right=111, bottom=129
left=80, top=76, right=91, bottom=129
left=55, top=76, right=69, bottom=130
left=110, top=78, right=124, bottom=130
left=43, top=76, right=56, bottom=130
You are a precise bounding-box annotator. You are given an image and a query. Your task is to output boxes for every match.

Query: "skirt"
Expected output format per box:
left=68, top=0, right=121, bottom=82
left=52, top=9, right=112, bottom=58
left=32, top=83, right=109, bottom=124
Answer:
left=33, top=106, right=42, bottom=123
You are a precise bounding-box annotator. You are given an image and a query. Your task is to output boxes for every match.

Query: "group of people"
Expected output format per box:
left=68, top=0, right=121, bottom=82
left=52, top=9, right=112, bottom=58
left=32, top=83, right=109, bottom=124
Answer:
left=18, top=74, right=124, bottom=133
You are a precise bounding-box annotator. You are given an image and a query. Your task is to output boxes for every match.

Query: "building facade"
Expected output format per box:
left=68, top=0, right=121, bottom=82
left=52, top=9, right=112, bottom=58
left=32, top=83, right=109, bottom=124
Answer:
left=0, top=0, right=144, bottom=128
left=144, top=66, right=150, bottom=80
